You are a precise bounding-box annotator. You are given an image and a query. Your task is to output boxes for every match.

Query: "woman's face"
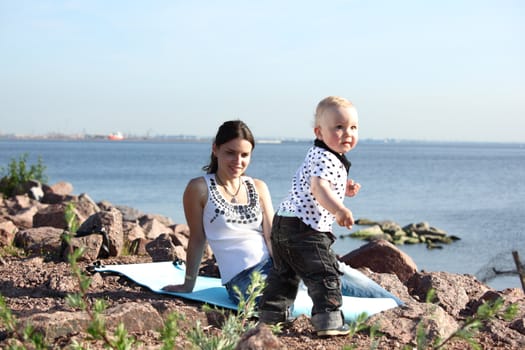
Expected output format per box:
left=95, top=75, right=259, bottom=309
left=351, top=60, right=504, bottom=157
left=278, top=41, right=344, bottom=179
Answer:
left=213, top=137, right=253, bottom=178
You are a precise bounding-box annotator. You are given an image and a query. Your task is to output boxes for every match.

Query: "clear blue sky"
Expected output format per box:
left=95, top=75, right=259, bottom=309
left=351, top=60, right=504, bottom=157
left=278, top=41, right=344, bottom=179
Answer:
left=1, top=0, right=523, bottom=142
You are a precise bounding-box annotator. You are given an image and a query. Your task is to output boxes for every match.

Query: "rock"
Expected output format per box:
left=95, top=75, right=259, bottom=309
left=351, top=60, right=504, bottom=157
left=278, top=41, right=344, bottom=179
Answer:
left=377, top=220, right=403, bottom=234
left=349, top=224, right=385, bottom=239
left=77, top=208, right=124, bottom=257
left=49, top=181, right=74, bottom=196
left=2, top=178, right=524, bottom=349
left=33, top=203, right=72, bottom=229
left=42, top=182, right=75, bottom=204
left=146, top=233, right=178, bottom=262
left=13, top=226, right=65, bottom=258
left=5, top=194, right=39, bottom=212
left=368, top=301, right=458, bottom=345
left=139, top=213, right=174, bottom=227
left=0, top=219, right=18, bottom=246
left=129, top=237, right=150, bottom=255
left=236, top=324, right=286, bottom=350
left=352, top=218, right=460, bottom=248
left=355, top=218, right=378, bottom=225
left=74, top=193, right=101, bottom=220
left=170, top=224, right=190, bottom=247
left=123, top=221, right=146, bottom=241
left=47, top=271, right=78, bottom=293
left=8, top=206, right=40, bottom=229
left=24, top=302, right=163, bottom=343
left=359, top=267, right=412, bottom=303
left=139, top=216, right=173, bottom=240
left=105, top=302, right=164, bottom=334
left=406, top=271, right=490, bottom=317
left=116, top=205, right=144, bottom=222
left=340, top=239, right=418, bottom=283
left=62, top=234, right=104, bottom=261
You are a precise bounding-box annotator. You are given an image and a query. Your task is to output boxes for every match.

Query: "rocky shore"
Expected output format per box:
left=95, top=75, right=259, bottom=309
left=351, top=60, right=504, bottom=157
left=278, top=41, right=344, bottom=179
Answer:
left=1, top=181, right=524, bottom=349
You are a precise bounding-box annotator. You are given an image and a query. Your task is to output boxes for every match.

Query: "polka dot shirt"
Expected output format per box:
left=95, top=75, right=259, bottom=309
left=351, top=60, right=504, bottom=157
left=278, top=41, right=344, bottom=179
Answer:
left=278, top=144, right=349, bottom=232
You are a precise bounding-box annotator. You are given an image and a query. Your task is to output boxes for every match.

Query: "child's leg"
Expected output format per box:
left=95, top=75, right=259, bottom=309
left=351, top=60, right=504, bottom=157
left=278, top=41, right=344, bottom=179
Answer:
left=293, top=232, right=345, bottom=332
left=263, top=216, right=346, bottom=332
left=258, top=216, right=301, bottom=323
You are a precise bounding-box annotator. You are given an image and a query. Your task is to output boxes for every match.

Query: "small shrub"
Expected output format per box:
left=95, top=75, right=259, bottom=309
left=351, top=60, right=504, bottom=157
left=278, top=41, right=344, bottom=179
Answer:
left=187, top=271, right=266, bottom=350
left=0, top=153, right=47, bottom=197
left=409, top=289, right=518, bottom=350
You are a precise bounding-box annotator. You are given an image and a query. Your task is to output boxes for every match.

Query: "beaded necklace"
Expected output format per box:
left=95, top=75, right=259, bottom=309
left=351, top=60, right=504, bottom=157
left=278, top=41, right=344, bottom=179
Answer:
left=215, top=174, right=242, bottom=203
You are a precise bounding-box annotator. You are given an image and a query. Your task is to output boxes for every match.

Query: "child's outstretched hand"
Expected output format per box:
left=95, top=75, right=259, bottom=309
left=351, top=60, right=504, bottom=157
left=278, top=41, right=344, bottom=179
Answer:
left=346, top=179, right=361, bottom=197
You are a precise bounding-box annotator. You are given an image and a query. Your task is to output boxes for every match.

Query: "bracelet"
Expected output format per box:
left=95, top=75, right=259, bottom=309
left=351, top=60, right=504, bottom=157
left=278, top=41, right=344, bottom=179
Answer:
left=185, top=275, right=195, bottom=281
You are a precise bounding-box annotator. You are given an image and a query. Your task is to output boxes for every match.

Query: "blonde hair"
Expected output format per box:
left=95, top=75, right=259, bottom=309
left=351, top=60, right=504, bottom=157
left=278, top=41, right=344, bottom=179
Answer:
left=314, top=96, right=354, bottom=126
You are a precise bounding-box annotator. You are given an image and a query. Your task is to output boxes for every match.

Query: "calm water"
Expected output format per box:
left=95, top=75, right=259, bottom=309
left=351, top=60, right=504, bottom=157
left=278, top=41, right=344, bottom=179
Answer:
left=1, top=139, right=524, bottom=290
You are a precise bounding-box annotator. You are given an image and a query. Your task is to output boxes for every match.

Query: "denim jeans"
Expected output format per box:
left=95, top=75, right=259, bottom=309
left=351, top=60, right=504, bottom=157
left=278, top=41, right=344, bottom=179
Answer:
left=337, top=261, right=404, bottom=306
left=224, top=257, right=273, bottom=305
left=226, top=218, right=404, bottom=311
left=258, top=215, right=344, bottom=327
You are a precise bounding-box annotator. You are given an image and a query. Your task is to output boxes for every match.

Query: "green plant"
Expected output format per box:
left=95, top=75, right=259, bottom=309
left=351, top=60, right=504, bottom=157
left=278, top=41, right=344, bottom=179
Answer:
left=408, top=289, right=518, bottom=350
left=62, top=202, right=139, bottom=349
left=0, top=244, right=25, bottom=258
left=433, top=297, right=517, bottom=350
left=0, top=293, right=49, bottom=349
left=0, top=153, right=47, bottom=197
left=187, top=271, right=266, bottom=350
left=0, top=202, right=187, bottom=349
left=159, top=312, right=183, bottom=350
left=341, top=312, right=382, bottom=350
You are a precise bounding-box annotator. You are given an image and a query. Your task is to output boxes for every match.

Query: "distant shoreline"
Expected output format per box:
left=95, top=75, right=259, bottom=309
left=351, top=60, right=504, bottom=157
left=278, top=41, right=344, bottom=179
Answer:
left=0, top=134, right=522, bottom=146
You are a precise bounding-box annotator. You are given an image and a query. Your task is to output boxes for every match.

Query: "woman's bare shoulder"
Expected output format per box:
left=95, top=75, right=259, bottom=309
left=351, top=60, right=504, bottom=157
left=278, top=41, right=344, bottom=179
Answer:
left=185, top=176, right=208, bottom=194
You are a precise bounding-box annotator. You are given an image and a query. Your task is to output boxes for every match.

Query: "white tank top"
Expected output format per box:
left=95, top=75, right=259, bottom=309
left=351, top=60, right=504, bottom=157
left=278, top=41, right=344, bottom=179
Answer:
left=203, top=174, right=269, bottom=284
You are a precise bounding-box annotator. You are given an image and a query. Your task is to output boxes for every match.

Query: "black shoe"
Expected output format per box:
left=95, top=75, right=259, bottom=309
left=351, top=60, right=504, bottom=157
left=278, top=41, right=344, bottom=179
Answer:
left=317, top=324, right=351, bottom=337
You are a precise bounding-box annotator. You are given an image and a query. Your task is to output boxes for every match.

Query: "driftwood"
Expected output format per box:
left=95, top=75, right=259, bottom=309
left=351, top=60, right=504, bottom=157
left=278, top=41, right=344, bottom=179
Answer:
left=513, top=251, right=525, bottom=293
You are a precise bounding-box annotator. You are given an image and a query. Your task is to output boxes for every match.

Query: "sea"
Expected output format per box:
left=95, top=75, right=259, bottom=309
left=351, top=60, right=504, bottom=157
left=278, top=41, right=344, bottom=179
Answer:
left=1, top=139, right=524, bottom=291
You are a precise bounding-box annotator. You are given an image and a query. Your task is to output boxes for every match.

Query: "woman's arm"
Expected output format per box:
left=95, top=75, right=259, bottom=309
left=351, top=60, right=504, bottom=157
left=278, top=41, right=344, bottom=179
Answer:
left=254, top=178, right=274, bottom=257
left=162, top=177, right=208, bottom=292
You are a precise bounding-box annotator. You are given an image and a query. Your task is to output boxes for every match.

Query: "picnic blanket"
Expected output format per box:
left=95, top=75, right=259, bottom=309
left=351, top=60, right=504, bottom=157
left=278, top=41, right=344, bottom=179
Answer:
left=92, top=261, right=398, bottom=322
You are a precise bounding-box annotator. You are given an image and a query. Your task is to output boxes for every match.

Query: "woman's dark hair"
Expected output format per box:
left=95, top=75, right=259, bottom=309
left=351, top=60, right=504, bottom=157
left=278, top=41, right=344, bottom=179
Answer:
left=203, top=120, right=255, bottom=174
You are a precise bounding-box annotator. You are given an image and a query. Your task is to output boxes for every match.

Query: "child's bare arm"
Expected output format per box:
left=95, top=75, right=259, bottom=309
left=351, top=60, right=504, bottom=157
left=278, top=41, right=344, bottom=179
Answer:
left=311, top=176, right=354, bottom=229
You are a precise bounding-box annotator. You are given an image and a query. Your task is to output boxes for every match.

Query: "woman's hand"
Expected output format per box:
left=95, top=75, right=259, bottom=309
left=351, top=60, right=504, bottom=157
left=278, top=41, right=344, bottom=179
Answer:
left=161, top=283, right=193, bottom=293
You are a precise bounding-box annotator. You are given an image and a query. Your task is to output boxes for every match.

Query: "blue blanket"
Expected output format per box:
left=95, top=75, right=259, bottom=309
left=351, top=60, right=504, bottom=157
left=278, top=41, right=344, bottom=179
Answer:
left=93, top=261, right=398, bottom=322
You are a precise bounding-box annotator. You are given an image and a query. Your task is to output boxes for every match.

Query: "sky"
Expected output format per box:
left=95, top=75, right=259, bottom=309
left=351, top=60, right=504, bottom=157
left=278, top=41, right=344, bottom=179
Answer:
left=0, top=0, right=523, bottom=143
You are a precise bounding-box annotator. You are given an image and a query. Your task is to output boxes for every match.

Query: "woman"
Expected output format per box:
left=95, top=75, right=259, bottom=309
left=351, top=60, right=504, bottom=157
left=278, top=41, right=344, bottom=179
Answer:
left=162, top=119, right=403, bottom=306
left=162, top=120, right=274, bottom=303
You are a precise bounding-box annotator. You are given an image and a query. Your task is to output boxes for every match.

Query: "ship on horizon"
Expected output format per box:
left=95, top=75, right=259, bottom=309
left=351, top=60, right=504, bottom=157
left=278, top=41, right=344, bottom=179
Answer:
left=108, top=131, right=124, bottom=141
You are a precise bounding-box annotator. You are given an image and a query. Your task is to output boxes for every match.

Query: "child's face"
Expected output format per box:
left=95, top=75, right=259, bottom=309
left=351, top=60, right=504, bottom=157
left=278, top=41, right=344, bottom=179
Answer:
left=314, top=105, right=359, bottom=154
